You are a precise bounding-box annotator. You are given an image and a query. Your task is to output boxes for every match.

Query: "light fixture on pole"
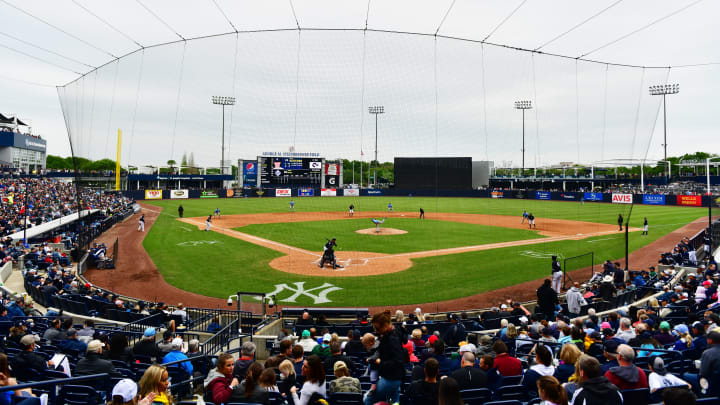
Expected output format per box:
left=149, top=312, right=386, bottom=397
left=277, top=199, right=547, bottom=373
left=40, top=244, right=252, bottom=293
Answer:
left=649, top=84, right=679, bottom=179
left=368, top=106, right=384, bottom=188
left=514, top=100, right=532, bottom=173
left=211, top=96, right=236, bottom=175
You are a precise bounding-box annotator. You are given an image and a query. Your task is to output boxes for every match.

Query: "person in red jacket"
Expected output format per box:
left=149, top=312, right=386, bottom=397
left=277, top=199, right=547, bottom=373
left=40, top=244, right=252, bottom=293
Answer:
left=204, top=353, right=239, bottom=404
left=604, top=344, right=648, bottom=390
left=491, top=340, right=522, bottom=376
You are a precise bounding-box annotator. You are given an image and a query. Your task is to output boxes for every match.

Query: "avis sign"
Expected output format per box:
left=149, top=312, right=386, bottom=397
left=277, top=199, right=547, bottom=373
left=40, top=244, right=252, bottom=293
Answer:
left=264, top=282, right=343, bottom=304
left=611, top=193, right=632, bottom=204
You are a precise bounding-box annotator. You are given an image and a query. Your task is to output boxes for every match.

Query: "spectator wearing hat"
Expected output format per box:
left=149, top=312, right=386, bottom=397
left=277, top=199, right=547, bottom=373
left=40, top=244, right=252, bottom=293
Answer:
left=6, top=297, right=26, bottom=319
left=598, top=275, right=616, bottom=301
left=58, top=328, right=87, bottom=353
left=133, top=327, right=161, bottom=361
left=311, top=333, right=332, bottom=358
left=232, top=341, right=256, bottom=381
left=604, top=344, right=648, bottom=390
left=647, top=355, right=690, bottom=394
left=672, top=324, right=694, bottom=352
left=600, top=340, right=620, bottom=373
left=111, top=378, right=157, bottom=405
left=162, top=337, right=193, bottom=376
left=690, top=322, right=708, bottom=357
left=492, top=340, right=522, bottom=376
left=9, top=335, right=51, bottom=381
left=653, top=321, right=676, bottom=346
left=329, top=361, right=361, bottom=394
left=450, top=351, right=487, bottom=390
left=74, top=339, right=122, bottom=378
left=298, top=329, right=317, bottom=352
left=443, top=314, right=466, bottom=347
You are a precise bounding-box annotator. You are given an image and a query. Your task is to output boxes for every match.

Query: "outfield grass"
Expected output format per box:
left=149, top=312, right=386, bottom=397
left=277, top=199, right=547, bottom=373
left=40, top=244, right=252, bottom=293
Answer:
left=236, top=218, right=544, bottom=254
left=142, top=197, right=706, bottom=307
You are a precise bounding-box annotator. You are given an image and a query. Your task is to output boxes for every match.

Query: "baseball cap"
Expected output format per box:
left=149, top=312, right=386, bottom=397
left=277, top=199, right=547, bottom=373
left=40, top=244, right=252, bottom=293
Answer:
left=500, top=304, right=508, bottom=309
left=459, top=344, right=476, bottom=354
left=674, top=324, right=689, bottom=334
left=415, top=308, right=422, bottom=313
left=333, top=361, right=348, bottom=373
left=428, top=335, right=438, bottom=345
left=302, top=330, right=311, bottom=338
left=704, top=280, right=713, bottom=287
left=144, top=327, right=156, bottom=337
left=322, top=333, right=332, bottom=342
left=600, top=322, right=611, bottom=330
left=112, top=379, right=138, bottom=402
left=604, top=340, right=620, bottom=354
left=20, top=334, right=35, bottom=347
left=589, top=331, right=602, bottom=340
left=87, top=339, right=103, bottom=353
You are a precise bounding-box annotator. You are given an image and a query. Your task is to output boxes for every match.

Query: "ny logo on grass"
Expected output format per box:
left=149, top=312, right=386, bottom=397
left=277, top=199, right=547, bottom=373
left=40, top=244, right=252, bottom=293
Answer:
left=266, top=282, right=343, bottom=304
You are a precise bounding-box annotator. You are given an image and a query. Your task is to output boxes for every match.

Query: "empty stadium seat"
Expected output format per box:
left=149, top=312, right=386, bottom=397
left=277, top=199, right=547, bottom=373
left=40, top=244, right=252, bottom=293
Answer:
left=459, top=388, right=492, bottom=405
left=495, top=385, right=526, bottom=402
left=58, top=384, right=103, bottom=405
left=329, top=392, right=363, bottom=405
left=620, top=388, right=650, bottom=405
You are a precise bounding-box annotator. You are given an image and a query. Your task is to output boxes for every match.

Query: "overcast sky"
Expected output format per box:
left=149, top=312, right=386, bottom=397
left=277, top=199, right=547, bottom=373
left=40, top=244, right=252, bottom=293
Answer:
left=1, top=0, right=718, bottom=168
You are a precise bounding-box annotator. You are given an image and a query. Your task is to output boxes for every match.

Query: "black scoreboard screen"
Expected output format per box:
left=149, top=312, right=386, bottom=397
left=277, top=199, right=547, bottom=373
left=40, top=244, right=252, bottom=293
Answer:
left=260, top=157, right=323, bottom=185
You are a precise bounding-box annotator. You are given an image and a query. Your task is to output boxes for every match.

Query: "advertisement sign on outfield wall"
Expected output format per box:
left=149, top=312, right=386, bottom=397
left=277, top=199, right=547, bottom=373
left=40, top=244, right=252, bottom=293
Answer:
left=170, top=189, right=188, bottom=199
left=677, top=195, right=702, bottom=206
left=536, top=191, right=551, bottom=200
left=491, top=191, right=504, bottom=198
left=343, top=189, right=360, bottom=197
left=367, top=189, right=383, bottom=195
left=584, top=192, right=603, bottom=202
left=560, top=193, right=576, bottom=200
left=276, top=188, right=292, bottom=197
left=321, top=188, right=337, bottom=196
left=611, top=193, right=633, bottom=204
left=145, top=190, right=162, bottom=200
left=298, top=188, right=314, bottom=197
left=200, top=191, right=218, bottom=198
left=643, top=195, right=666, bottom=205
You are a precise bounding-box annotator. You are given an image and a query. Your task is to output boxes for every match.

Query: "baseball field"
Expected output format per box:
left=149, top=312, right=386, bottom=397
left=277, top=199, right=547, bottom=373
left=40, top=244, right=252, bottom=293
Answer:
left=126, top=197, right=706, bottom=308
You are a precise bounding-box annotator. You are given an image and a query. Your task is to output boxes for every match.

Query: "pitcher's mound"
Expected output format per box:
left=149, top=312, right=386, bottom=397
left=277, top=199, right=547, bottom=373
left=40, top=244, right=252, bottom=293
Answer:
left=356, top=228, right=408, bottom=235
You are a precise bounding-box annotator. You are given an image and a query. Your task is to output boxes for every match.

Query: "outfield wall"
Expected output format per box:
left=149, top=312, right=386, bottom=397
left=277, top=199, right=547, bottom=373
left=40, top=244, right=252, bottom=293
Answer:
left=123, top=187, right=714, bottom=207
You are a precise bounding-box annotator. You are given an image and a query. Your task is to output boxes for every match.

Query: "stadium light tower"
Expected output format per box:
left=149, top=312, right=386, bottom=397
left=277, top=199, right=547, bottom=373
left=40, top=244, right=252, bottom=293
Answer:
left=211, top=96, right=236, bottom=175
left=514, top=100, right=532, bottom=173
left=649, top=84, right=679, bottom=179
left=368, top=106, right=384, bottom=188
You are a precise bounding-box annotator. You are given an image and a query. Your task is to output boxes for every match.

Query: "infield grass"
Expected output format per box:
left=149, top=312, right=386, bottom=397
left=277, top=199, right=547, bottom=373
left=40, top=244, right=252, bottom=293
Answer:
left=142, top=197, right=706, bottom=307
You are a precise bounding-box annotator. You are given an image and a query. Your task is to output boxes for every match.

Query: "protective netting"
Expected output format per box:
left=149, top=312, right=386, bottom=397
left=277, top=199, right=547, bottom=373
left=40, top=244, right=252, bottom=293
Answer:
left=56, top=29, right=678, bottom=307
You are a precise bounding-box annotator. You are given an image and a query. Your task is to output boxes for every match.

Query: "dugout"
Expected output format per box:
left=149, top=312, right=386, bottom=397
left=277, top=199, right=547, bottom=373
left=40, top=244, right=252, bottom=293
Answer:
left=394, top=157, right=472, bottom=190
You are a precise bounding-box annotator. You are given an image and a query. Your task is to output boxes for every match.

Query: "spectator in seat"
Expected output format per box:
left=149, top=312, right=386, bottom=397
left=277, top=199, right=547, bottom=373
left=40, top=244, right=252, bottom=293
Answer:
left=110, top=378, right=157, bottom=405
left=42, top=319, right=63, bottom=342
left=329, top=360, right=361, bottom=394
left=536, top=375, right=568, bottom=405
left=156, top=330, right=174, bottom=355
left=186, top=339, right=211, bottom=379
left=443, top=314, right=466, bottom=347
left=492, top=340, right=522, bottom=376
left=413, top=338, right=453, bottom=379
left=647, top=355, right=690, bottom=394
left=662, top=386, right=697, bottom=405
left=450, top=352, right=487, bottom=390
left=290, top=355, right=326, bottom=405
left=9, top=335, right=51, bottom=381
left=170, top=303, right=188, bottom=325
left=204, top=353, right=238, bottom=405
left=206, top=317, right=221, bottom=333
left=162, top=337, right=193, bottom=376
left=600, top=340, right=620, bottom=373
left=230, top=362, right=268, bottom=405
left=6, top=297, right=26, bottom=320
left=58, top=328, right=87, bottom=354
left=406, top=357, right=439, bottom=405
left=292, top=344, right=305, bottom=376
left=277, top=360, right=297, bottom=400
left=312, top=333, right=332, bottom=358
left=522, top=344, right=556, bottom=398
left=604, top=343, right=648, bottom=390
left=554, top=343, right=582, bottom=383
left=109, top=334, right=135, bottom=365
left=232, top=341, right=256, bottom=381
left=570, top=355, right=622, bottom=405
left=344, top=329, right=365, bottom=354
left=139, top=364, right=173, bottom=405
left=77, top=319, right=95, bottom=340
left=324, top=341, right=356, bottom=375
left=478, top=354, right=503, bottom=392
left=654, top=321, right=676, bottom=346
left=133, top=327, right=161, bottom=361
left=74, top=340, right=122, bottom=378
left=297, top=329, right=317, bottom=352
left=296, top=311, right=314, bottom=326
left=615, top=317, right=635, bottom=343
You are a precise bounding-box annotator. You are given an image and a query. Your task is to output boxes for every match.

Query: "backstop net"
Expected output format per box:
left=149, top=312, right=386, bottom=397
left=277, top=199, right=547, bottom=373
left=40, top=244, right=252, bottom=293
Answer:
left=55, top=27, right=680, bottom=309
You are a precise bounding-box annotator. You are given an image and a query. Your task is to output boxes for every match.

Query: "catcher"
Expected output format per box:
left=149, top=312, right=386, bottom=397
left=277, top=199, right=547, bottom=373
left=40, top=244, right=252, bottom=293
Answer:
left=319, top=238, right=343, bottom=269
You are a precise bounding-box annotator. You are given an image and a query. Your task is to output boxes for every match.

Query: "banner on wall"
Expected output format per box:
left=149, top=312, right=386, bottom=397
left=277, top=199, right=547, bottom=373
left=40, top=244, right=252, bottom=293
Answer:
left=275, top=188, right=291, bottom=197
left=321, top=188, right=337, bottom=196
left=325, top=163, right=338, bottom=176
left=535, top=191, right=551, bottom=200
left=677, top=195, right=702, bottom=206
left=170, top=189, right=188, bottom=199
left=611, top=193, right=632, bottom=204
left=145, top=190, right=162, bottom=200
left=343, top=189, right=360, bottom=196
left=583, top=192, right=603, bottom=202
left=491, top=191, right=504, bottom=199
left=200, top=191, right=218, bottom=198
left=560, top=193, right=576, bottom=200
left=367, top=189, right=383, bottom=195
left=643, top=195, right=666, bottom=205
left=298, top=187, right=314, bottom=197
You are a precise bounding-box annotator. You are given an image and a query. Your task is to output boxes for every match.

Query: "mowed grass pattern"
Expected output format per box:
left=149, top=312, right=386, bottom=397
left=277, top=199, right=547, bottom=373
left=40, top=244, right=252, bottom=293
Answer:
left=142, top=197, right=705, bottom=306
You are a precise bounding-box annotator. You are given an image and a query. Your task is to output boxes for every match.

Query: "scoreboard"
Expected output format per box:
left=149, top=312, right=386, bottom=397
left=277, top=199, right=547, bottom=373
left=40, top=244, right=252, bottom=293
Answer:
left=260, top=157, right=323, bottom=185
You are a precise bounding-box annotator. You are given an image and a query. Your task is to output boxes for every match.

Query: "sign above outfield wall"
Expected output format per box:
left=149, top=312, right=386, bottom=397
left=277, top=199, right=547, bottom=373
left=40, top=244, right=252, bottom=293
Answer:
left=344, top=189, right=360, bottom=197
left=276, top=188, right=291, bottom=197
left=611, top=193, right=633, bottom=204
left=145, top=190, right=162, bottom=200
left=677, top=195, right=702, bottom=206
left=584, top=192, right=603, bottom=202
left=170, top=189, right=188, bottom=199
left=536, top=191, right=551, bottom=200
left=642, top=195, right=665, bottom=205
left=321, top=188, right=337, bottom=196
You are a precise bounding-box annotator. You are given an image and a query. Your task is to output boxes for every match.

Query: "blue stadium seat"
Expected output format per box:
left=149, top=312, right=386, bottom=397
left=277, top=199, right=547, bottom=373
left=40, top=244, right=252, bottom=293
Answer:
left=329, top=392, right=363, bottom=405
left=58, top=384, right=103, bottom=405
left=620, top=388, right=650, bottom=405
left=483, top=401, right=523, bottom=405
left=495, top=385, right=526, bottom=402
left=460, top=388, right=492, bottom=405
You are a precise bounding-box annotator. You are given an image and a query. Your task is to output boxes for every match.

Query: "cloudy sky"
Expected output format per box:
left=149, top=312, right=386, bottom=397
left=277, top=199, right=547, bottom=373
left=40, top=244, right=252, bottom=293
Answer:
left=1, top=0, right=718, bottom=169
